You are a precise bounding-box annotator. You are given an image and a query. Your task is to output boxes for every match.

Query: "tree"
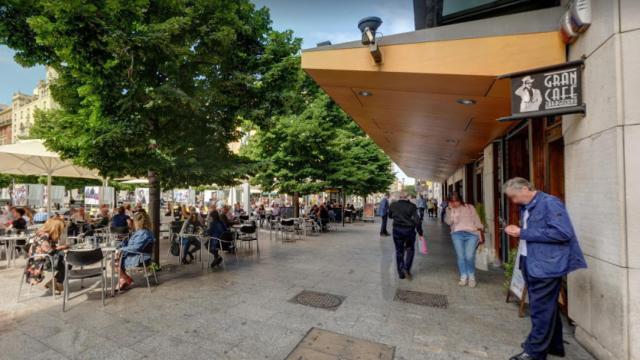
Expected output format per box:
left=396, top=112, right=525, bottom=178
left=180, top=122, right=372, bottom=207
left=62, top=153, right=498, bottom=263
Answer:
left=328, top=123, right=395, bottom=198
left=245, top=87, right=395, bottom=214
left=243, top=93, right=341, bottom=215
left=1, top=0, right=300, bottom=263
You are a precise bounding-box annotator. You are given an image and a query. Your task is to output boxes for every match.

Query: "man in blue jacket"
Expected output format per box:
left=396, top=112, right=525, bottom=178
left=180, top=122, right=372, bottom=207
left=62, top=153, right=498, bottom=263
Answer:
left=378, top=193, right=390, bottom=236
left=503, top=178, right=587, bottom=360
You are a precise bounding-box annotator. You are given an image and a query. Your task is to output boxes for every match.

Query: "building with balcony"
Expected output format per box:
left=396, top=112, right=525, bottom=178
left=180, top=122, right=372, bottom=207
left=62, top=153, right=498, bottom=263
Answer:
left=11, top=67, right=58, bottom=142
left=0, top=105, right=11, bottom=145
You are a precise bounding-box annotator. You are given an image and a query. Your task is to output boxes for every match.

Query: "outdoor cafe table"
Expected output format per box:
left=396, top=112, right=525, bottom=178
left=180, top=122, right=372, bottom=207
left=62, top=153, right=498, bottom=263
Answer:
left=0, top=235, right=28, bottom=268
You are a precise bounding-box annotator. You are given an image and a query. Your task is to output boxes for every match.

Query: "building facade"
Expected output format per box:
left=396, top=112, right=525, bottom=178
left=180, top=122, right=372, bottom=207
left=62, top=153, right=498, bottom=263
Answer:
left=11, top=67, right=58, bottom=142
left=302, top=1, right=640, bottom=358
left=0, top=105, right=11, bottom=145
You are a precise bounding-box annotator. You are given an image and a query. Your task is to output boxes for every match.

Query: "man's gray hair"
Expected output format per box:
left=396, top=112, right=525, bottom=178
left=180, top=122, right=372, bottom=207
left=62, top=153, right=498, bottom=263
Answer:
left=502, top=177, right=534, bottom=193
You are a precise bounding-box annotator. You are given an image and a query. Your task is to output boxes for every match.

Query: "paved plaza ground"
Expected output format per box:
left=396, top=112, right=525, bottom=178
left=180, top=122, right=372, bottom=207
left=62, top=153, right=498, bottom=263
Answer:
left=0, top=219, right=595, bottom=360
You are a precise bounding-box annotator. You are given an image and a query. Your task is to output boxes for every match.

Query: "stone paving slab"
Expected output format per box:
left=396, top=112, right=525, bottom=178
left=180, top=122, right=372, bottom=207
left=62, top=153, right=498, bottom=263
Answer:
left=0, top=219, right=595, bottom=359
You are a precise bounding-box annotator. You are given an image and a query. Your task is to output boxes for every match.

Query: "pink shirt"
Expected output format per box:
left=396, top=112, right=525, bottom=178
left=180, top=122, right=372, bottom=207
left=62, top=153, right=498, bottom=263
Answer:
left=445, top=204, right=483, bottom=234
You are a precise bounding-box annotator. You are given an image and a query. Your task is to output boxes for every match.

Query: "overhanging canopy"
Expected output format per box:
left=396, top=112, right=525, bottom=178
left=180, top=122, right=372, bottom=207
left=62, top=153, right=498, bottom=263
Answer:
left=302, top=20, right=565, bottom=181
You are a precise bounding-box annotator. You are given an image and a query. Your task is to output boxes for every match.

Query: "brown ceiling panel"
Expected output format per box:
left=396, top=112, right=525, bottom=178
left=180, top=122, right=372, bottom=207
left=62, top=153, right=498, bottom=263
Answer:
left=302, top=31, right=565, bottom=181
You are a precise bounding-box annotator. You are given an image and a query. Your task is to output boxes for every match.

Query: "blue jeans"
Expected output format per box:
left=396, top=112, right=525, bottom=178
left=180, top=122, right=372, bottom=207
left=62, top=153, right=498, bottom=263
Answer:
left=451, top=231, right=479, bottom=279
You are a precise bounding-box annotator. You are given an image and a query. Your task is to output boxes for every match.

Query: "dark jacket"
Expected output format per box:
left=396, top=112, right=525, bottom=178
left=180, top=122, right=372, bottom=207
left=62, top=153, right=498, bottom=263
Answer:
left=389, top=199, right=423, bottom=236
left=519, top=191, right=587, bottom=278
left=207, top=220, right=228, bottom=239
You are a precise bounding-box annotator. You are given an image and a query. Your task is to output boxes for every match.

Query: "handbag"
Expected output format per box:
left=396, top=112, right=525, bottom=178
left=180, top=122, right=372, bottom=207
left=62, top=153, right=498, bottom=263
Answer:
left=418, top=235, right=428, bottom=255
left=169, top=237, right=180, bottom=256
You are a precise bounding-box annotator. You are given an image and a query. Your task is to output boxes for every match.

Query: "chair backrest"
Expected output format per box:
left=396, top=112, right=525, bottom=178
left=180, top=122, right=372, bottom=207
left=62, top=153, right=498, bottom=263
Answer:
left=220, top=231, right=235, bottom=241
left=140, top=240, right=154, bottom=254
left=110, top=226, right=129, bottom=234
left=281, top=219, right=295, bottom=227
left=170, top=221, right=184, bottom=233
left=239, top=224, right=256, bottom=234
left=65, top=248, right=104, bottom=267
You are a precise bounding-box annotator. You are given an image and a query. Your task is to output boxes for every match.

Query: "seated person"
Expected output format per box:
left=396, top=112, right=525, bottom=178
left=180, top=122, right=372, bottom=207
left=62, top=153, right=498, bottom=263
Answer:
left=8, top=207, right=27, bottom=232
left=221, top=205, right=235, bottom=226
left=95, top=205, right=111, bottom=228
left=117, top=212, right=154, bottom=290
left=24, top=218, right=68, bottom=293
left=110, top=206, right=132, bottom=233
left=179, top=213, right=203, bottom=264
left=206, top=211, right=233, bottom=268
left=33, top=207, right=49, bottom=224
left=319, top=205, right=330, bottom=231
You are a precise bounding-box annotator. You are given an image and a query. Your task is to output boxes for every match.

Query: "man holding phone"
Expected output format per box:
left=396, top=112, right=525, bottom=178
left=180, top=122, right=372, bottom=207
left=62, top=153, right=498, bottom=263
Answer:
left=388, top=191, right=424, bottom=280
left=502, top=177, right=587, bottom=360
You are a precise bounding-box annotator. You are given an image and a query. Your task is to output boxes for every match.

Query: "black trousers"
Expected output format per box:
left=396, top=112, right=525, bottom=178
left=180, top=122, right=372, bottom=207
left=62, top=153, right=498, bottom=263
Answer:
left=392, top=226, right=416, bottom=276
left=380, top=214, right=388, bottom=235
left=521, top=256, right=564, bottom=360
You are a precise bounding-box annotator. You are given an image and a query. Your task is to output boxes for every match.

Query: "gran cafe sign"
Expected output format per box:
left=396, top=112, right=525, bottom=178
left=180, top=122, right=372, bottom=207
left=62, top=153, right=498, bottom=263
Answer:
left=498, top=60, right=585, bottom=122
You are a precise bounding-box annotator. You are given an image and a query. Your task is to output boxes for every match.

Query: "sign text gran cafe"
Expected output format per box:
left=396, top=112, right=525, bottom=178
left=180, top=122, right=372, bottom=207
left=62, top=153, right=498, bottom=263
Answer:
left=498, top=60, right=585, bottom=122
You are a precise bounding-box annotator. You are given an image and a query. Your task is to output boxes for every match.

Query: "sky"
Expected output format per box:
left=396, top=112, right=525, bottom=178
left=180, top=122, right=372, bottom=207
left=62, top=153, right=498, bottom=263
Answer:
left=0, top=0, right=415, bottom=183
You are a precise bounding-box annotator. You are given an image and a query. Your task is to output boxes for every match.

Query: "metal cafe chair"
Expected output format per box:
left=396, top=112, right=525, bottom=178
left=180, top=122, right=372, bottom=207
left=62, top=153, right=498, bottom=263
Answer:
left=237, top=222, right=260, bottom=257
left=118, top=242, right=158, bottom=293
left=17, top=252, right=57, bottom=302
left=62, top=248, right=107, bottom=312
left=279, top=218, right=298, bottom=242
left=209, top=232, right=239, bottom=270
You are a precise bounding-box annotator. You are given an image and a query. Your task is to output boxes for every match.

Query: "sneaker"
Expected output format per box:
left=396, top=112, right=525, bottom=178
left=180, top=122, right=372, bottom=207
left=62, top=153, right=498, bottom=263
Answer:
left=405, top=271, right=412, bottom=280
left=398, top=271, right=406, bottom=279
left=458, top=278, right=468, bottom=286
left=468, top=278, right=477, bottom=288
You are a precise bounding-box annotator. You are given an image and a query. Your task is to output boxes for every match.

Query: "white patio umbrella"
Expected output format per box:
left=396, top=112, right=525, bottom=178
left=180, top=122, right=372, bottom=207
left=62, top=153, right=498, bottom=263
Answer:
left=119, top=178, right=149, bottom=185
left=0, top=139, right=101, bottom=214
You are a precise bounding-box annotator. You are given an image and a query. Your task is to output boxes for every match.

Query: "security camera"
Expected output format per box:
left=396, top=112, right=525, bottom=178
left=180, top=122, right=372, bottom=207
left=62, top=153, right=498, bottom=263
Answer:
left=358, top=16, right=382, bottom=46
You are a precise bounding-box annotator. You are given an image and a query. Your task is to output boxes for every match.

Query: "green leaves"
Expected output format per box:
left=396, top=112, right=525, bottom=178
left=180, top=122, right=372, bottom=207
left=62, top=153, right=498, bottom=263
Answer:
left=245, top=89, right=394, bottom=197
left=3, top=0, right=301, bottom=188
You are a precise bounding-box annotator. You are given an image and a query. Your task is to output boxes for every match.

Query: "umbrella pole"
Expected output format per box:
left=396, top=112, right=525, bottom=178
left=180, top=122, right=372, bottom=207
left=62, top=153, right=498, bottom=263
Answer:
left=46, top=173, right=52, bottom=216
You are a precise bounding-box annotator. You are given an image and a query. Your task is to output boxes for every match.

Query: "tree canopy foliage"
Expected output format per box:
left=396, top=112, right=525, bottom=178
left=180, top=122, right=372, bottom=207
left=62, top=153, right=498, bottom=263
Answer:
left=1, top=0, right=300, bottom=188
left=244, top=79, right=395, bottom=198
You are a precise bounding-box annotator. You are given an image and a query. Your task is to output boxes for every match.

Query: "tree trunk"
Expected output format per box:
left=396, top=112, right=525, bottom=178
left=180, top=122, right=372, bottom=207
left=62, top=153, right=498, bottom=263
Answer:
left=293, top=192, right=300, bottom=218
left=148, top=170, right=161, bottom=264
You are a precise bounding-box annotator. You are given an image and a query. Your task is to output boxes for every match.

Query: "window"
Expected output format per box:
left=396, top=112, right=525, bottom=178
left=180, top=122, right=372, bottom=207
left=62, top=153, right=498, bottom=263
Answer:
left=440, top=0, right=559, bottom=25
left=415, top=0, right=560, bottom=29
left=442, top=0, right=496, bottom=16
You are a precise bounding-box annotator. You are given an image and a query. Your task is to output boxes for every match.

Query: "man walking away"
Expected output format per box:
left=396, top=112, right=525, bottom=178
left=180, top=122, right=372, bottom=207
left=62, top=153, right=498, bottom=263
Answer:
left=439, top=199, right=448, bottom=224
left=503, top=178, right=587, bottom=360
left=378, top=193, right=390, bottom=237
left=416, top=194, right=426, bottom=222
left=388, top=192, right=424, bottom=279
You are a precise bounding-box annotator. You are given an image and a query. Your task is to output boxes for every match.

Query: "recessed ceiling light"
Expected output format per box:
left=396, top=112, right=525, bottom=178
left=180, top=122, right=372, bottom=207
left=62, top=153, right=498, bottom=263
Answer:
left=358, top=90, right=372, bottom=97
left=457, top=98, right=476, bottom=105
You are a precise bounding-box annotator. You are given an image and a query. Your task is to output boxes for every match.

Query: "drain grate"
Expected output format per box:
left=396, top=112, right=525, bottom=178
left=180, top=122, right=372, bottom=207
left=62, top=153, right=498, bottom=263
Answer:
left=286, top=327, right=395, bottom=360
left=394, top=289, right=448, bottom=309
left=290, top=290, right=345, bottom=311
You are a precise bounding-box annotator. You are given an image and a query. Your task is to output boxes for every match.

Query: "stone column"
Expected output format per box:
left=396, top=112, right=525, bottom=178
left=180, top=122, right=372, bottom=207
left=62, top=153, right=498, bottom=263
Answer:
left=563, top=1, right=640, bottom=358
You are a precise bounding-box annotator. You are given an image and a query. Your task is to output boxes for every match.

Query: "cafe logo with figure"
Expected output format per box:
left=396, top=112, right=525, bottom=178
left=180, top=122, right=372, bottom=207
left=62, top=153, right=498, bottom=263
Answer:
left=499, top=61, right=585, bottom=122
